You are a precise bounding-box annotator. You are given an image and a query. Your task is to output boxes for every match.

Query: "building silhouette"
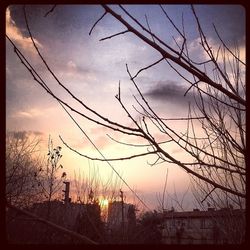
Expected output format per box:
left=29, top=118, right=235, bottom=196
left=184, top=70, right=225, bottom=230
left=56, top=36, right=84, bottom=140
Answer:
left=161, top=207, right=245, bottom=244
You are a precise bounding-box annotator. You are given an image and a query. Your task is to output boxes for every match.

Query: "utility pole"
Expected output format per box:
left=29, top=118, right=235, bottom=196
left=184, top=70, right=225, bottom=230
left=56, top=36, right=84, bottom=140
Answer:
left=120, top=189, right=124, bottom=242
left=63, top=181, right=70, bottom=205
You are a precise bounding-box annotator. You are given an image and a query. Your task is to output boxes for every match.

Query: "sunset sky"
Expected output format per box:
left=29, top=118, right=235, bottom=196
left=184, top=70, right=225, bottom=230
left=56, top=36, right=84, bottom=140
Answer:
left=6, top=4, right=245, bottom=211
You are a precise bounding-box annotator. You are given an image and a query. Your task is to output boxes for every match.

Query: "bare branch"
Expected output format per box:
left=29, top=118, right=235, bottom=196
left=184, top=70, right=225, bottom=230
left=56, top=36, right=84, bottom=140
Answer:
left=213, top=24, right=245, bottom=66
left=7, top=5, right=245, bottom=215
left=102, top=4, right=245, bottom=105
left=44, top=5, right=57, bottom=17
left=106, top=133, right=152, bottom=147
left=89, top=11, right=107, bottom=35
left=21, top=7, right=144, bottom=135
left=184, top=80, right=200, bottom=96
left=191, top=5, right=238, bottom=96
left=132, top=57, right=165, bottom=79
left=145, top=14, right=156, bottom=43
left=99, top=29, right=129, bottom=41
left=160, top=5, right=184, bottom=40
left=119, top=4, right=179, bottom=56
left=60, top=135, right=158, bottom=162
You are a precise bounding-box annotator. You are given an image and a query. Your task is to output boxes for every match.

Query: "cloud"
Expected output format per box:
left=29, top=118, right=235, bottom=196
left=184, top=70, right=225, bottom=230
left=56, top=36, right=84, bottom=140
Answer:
left=32, top=130, right=44, bottom=136
left=6, top=7, right=43, bottom=53
left=93, top=135, right=110, bottom=150
left=15, top=111, right=33, bottom=118
left=12, top=108, right=45, bottom=119
left=145, top=80, right=194, bottom=105
left=187, top=32, right=245, bottom=67
left=55, top=59, right=98, bottom=85
left=6, top=130, right=44, bottom=140
left=187, top=36, right=245, bottom=91
left=67, top=60, right=77, bottom=70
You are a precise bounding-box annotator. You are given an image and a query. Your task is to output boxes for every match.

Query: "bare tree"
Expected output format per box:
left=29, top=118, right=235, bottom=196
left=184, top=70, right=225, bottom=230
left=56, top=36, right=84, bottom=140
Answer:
left=6, top=131, right=44, bottom=208
left=6, top=4, right=245, bottom=214
left=34, top=135, right=66, bottom=218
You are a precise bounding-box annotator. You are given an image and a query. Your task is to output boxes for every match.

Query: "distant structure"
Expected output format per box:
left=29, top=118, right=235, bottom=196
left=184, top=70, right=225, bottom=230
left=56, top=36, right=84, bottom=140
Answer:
left=62, top=181, right=71, bottom=204
left=161, top=207, right=245, bottom=244
left=31, top=200, right=83, bottom=229
left=6, top=181, right=103, bottom=243
left=107, top=201, right=136, bottom=231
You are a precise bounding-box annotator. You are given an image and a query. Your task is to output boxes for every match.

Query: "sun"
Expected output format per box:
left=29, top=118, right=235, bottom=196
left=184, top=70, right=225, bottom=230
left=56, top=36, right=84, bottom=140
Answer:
left=99, top=198, right=109, bottom=208
left=99, top=198, right=109, bottom=221
left=103, top=199, right=109, bottom=206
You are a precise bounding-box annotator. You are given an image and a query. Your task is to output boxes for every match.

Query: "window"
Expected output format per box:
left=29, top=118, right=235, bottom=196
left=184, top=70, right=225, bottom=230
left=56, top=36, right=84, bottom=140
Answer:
left=171, top=218, right=175, bottom=227
left=200, top=218, right=212, bottom=229
left=187, top=218, right=192, bottom=228
left=200, top=218, right=205, bottom=229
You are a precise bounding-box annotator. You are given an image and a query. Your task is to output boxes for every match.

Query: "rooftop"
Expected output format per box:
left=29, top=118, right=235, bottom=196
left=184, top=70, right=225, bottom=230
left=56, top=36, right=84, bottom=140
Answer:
left=163, top=208, right=245, bottom=219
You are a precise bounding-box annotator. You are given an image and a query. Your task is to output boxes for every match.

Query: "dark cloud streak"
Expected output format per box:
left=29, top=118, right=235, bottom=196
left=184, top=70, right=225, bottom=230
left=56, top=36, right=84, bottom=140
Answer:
left=145, top=80, right=195, bottom=106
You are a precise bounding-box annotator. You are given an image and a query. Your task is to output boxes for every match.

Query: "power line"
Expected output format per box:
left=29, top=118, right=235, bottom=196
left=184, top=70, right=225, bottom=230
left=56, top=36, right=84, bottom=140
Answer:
left=6, top=33, right=150, bottom=211
left=58, top=102, right=150, bottom=210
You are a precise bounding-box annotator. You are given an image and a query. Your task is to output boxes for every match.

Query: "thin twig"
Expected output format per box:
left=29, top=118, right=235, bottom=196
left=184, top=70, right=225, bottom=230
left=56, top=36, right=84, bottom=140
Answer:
left=102, top=4, right=245, bottom=105
left=89, top=11, right=107, bottom=36
left=60, top=135, right=158, bottom=162
left=100, top=30, right=129, bottom=41
left=184, top=80, right=200, bottom=96
left=201, top=187, right=216, bottom=203
left=213, top=24, right=245, bottom=66
left=44, top=5, right=57, bottom=17
left=145, top=14, right=155, bottom=43
left=132, top=57, right=165, bottom=79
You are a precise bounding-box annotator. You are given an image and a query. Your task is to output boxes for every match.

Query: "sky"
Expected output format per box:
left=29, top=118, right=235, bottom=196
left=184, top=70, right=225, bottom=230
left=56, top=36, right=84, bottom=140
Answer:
left=6, top=4, right=245, bottom=211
